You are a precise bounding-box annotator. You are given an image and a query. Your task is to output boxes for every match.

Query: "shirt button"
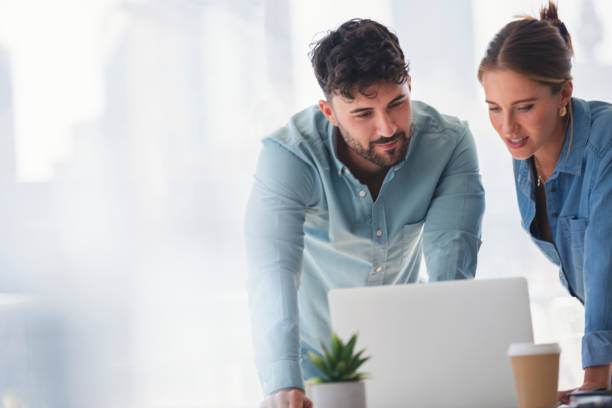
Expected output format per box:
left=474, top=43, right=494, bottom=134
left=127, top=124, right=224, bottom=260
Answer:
left=552, top=213, right=558, bottom=218
left=376, top=229, right=383, bottom=237
left=359, top=190, right=366, bottom=197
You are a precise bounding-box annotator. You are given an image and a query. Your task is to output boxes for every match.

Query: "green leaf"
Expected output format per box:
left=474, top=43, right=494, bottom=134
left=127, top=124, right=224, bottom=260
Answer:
left=353, top=356, right=371, bottom=372
left=308, top=351, right=333, bottom=379
left=336, top=361, right=346, bottom=375
left=347, top=372, right=370, bottom=382
left=320, top=343, right=336, bottom=373
left=306, top=377, right=325, bottom=384
left=309, top=331, right=371, bottom=383
left=355, top=372, right=371, bottom=381
left=347, top=349, right=366, bottom=372
left=331, top=332, right=343, bottom=364
left=341, top=333, right=358, bottom=363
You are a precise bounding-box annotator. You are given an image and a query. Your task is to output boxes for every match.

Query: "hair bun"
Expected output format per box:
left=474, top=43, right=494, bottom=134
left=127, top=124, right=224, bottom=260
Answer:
left=539, top=1, right=559, bottom=22
left=539, top=1, right=574, bottom=55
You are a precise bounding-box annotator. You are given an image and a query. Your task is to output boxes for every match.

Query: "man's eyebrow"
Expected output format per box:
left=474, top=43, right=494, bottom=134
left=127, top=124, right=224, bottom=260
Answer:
left=387, top=94, right=406, bottom=106
left=348, top=94, right=407, bottom=114
left=349, top=107, right=372, bottom=114
left=485, top=97, right=538, bottom=105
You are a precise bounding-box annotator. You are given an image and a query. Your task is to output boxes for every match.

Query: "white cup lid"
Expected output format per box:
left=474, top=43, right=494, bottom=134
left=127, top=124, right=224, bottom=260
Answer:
left=507, top=342, right=561, bottom=356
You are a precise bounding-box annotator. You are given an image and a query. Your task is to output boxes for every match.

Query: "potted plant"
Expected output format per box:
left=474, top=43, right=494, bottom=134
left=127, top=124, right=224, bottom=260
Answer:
left=307, top=331, right=370, bottom=408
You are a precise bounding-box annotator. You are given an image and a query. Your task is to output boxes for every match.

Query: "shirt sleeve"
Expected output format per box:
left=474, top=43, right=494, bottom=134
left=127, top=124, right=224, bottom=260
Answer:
left=245, top=139, right=316, bottom=395
left=422, top=125, right=485, bottom=281
left=581, top=149, right=612, bottom=368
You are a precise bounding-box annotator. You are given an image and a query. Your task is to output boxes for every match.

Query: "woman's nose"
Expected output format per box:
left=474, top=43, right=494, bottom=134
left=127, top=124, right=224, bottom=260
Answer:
left=501, top=113, right=517, bottom=135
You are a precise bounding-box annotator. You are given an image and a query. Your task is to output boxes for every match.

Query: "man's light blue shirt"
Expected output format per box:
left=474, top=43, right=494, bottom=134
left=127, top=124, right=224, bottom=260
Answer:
left=513, top=98, right=612, bottom=369
left=245, top=101, right=485, bottom=395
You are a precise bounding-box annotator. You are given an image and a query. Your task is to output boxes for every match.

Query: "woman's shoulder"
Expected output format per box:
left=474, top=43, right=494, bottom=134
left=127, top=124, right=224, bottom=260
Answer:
left=576, top=98, right=612, bottom=157
left=587, top=99, right=612, bottom=129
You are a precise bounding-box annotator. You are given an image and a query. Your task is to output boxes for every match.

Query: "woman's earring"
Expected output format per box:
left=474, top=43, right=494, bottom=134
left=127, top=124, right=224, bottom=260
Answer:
left=560, top=105, right=567, bottom=117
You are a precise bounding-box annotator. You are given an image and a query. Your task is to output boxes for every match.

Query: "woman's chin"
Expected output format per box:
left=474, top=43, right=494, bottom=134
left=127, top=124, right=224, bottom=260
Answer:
left=506, top=149, right=533, bottom=161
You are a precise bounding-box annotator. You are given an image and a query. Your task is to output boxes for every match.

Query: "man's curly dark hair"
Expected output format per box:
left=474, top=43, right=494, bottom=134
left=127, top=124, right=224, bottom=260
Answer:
left=309, top=18, right=410, bottom=100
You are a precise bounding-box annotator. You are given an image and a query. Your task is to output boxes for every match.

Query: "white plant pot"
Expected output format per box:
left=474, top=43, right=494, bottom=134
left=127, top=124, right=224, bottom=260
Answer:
left=310, top=381, right=366, bottom=408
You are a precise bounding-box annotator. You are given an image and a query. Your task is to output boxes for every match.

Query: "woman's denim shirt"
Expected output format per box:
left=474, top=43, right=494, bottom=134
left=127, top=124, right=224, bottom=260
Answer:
left=513, top=97, right=612, bottom=368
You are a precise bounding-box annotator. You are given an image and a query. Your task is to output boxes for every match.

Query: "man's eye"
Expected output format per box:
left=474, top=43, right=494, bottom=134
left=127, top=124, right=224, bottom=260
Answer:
left=518, top=104, right=534, bottom=112
left=389, top=101, right=404, bottom=109
left=488, top=106, right=501, bottom=112
left=356, top=111, right=372, bottom=118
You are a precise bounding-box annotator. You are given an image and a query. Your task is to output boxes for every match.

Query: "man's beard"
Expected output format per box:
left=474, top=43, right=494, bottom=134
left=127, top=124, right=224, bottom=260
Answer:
left=338, top=124, right=411, bottom=168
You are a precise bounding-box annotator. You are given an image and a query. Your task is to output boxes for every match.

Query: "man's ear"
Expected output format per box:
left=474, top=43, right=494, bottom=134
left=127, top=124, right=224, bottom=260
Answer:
left=319, top=99, right=338, bottom=127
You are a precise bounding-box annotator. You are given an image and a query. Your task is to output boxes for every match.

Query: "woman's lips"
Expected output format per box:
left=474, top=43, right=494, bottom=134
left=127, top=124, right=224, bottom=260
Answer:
left=505, top=136, right=529, bottom=149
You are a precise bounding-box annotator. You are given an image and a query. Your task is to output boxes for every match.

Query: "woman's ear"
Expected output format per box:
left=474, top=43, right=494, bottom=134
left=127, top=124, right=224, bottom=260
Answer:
left=559, top=80, right=573, bottom=108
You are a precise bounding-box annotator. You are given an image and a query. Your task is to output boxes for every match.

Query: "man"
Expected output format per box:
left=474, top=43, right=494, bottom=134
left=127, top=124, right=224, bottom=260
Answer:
left=245, top=19, right=485, bottom=407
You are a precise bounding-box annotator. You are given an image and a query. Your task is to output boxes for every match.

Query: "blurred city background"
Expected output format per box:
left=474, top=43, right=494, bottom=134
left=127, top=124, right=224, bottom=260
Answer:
left=0, top=0, right=610, bottom=406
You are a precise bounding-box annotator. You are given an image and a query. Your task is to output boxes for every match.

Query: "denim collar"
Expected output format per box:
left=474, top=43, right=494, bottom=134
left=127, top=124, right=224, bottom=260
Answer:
left=556, top=97, right=591, bottom=176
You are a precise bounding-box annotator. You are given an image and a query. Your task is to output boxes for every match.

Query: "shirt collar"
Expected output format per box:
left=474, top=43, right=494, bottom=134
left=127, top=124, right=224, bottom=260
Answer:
left=327, top=124, right=348, bottom=176
left=555, top=97, right=591, bottom=176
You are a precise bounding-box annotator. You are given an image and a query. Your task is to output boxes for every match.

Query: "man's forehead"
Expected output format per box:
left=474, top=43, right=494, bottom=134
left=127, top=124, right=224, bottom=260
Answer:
left=332, top=81, right=408, bottom=105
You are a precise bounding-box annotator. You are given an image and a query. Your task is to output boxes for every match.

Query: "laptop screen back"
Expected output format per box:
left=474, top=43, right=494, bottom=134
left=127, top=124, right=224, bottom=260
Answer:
left=328, top=277, right=533, bottom=407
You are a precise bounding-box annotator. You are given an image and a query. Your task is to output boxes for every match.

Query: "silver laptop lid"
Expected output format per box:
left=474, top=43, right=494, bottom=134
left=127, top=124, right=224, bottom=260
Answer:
left=328, top=277, right=533, bottom=408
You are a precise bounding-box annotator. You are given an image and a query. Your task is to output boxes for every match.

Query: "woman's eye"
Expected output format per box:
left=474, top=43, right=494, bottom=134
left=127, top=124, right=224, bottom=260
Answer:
left=518, top=104, right=534, bottom=112
left=488, top=106, right=501, bottom=112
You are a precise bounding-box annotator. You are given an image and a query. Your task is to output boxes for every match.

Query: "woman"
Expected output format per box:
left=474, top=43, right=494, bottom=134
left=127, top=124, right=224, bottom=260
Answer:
left=478, top=1, right=612, bottom=402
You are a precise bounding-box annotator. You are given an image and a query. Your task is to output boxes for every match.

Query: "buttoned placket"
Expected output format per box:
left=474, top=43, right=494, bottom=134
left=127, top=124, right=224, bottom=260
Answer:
left=369, top=199, right=388, bottom=286
left=543, top=175, right=560, bottom=232
left=527, top=169, right=577, bottom=298
left=336, top=147, right=406, bottom=286
left=339, top=164, right=390, bottom=286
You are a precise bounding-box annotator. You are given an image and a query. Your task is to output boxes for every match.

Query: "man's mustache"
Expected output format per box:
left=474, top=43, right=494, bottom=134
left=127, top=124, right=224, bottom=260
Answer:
left=371, top=131, right=405, bottom=145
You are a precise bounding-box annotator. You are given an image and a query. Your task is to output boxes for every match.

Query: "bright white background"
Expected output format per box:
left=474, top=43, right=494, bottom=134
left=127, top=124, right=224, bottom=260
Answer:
left=0, top=0, right=610, bottom=407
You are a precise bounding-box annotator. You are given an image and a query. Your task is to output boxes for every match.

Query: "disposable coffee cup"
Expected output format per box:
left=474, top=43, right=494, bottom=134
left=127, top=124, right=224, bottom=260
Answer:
left=507, top=343, right=561, bottom=408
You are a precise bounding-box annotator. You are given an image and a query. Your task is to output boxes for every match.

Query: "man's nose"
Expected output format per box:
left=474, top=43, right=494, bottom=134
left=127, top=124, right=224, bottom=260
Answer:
left=377, top=113, right=398, bottom=137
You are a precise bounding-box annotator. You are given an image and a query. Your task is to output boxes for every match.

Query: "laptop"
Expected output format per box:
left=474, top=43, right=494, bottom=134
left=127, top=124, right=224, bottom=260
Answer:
left=328, top=277, right=533, bottom=407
